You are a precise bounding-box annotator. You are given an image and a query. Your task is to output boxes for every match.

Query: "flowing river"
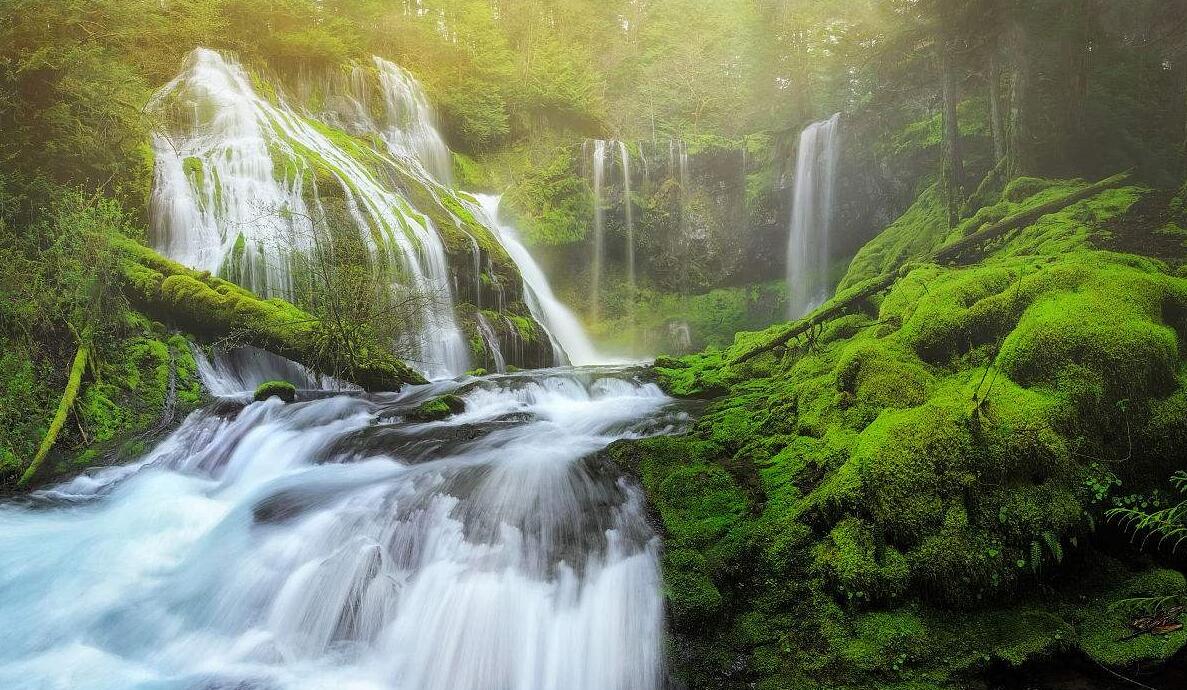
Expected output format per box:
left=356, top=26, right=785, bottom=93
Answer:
left=0, top=367, right=686, bottom=690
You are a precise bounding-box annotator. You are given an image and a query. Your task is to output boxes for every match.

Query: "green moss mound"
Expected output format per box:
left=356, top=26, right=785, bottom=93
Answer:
left=254, top=380, right=297, bottom=403
left=406, top=394, right=467, bottom=422
left=635, top=178, right=1187, bottom=688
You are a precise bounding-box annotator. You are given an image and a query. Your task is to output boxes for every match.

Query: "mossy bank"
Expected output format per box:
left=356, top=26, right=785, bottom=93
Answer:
left=616, top=177, right=1187, bottom=689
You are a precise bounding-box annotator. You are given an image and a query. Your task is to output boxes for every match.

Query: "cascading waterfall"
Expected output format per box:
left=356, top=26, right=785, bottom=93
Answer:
left=474, top=312, right=507, bottom=373
left=0, top=368, right=685, bottom=689
left=150, top=48, right=470, bottom=381
left=786, top=113, right=842, bottom=319
left=471, top=194, right=603, bottom=366
left=370, top=57, right=453, bottom=185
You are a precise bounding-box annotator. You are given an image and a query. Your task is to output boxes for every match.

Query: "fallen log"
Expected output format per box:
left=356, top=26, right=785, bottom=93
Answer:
left=112, top=235, right=426, bottom=392
left=733, top=171, right=1133, bottom=365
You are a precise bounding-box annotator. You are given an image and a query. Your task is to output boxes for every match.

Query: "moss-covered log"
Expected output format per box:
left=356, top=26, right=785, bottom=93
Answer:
left=18, top=341, right=90, bottom=487
left=111, top=235, right=426, bottom=392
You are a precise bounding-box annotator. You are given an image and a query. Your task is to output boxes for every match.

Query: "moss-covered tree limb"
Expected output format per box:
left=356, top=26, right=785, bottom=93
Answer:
left=930, top=170, right=1132, bottom=263
left=734, top=171, right=1133, bottom=364
left=18, top=341, right=90, bottom=487
left=111, top=235, right=427, bottom=392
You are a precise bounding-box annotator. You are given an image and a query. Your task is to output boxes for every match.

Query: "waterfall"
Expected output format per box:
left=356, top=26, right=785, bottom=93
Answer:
left=618, top=141, right=636, bottom=294
left=0, top=368, right=685, bottom=689
left=473, top=312, right=507, bottom=373
left=370, top=57, right=453, bottom=184
left=786, top=113, right=842, bottom=319
left=589, top=140, right=608, bottom=320
left=471, top=194, right=603, bottom=366
left=149, top=48, right=470, bottom=380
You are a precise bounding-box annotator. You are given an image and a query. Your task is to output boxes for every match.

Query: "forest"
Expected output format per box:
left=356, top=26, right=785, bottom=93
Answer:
left=2, top=1, right=1187, bottom=688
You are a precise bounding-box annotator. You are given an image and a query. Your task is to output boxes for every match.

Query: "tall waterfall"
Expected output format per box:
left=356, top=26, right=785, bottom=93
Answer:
left=472, top=194, right=603, bottom=366
left=149, top=48, right=470, bottom=380
left=618, top=141, right=636, bottom=294
left=0, top=368, right=684, bottom=689
left=589, top=140, right=608, bottom=320
left=786, top=113, right=842, bottom=319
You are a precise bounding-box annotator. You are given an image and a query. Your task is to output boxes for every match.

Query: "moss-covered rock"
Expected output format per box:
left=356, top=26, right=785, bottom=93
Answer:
left=254, top=380, right=297, bottom=403
left=406, top=394, right=466, bottom=422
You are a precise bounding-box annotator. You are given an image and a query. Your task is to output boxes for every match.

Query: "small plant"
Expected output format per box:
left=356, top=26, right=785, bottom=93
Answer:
left=1106, top=471, right=1187, bottom=553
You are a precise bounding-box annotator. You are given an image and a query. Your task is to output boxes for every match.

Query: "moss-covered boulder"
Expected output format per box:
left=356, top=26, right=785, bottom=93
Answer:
left=254, top=380, right=297, bottom=403
left=406, top=394, right=466, bottom=422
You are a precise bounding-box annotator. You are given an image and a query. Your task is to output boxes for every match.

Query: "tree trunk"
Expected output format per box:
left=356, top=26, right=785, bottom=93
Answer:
left=1005, top=13, right=1034, bottom=178
left=988, top=51, right=1007, bottom=163
left=1066, top=0, right=1094, bottom=166
left=941, top=42, right=966, bottom=225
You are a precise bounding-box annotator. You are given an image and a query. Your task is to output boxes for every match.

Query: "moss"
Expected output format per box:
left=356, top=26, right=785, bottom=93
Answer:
left=1080, top=566, right=1187, bottom=668
left=182, top=156, right=204, bottom=190
left=111, top=233, right=425, bottom=390
left=406, top=394, right=466, bottom=422
left=641, top=178, right=1187, bottom=688
left=816, top=518, right=911, bottom=605
left=664, top=548, right=725, bottom=623
left=838, top=185, right=947, bottom=291
left=254, top=380, right=297, bottom=402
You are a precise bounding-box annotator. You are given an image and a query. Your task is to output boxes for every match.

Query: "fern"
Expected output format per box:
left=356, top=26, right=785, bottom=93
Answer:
left=1105, top=471, right=1187, bottom=553
left=1042, top=532, right=1063, bottom=564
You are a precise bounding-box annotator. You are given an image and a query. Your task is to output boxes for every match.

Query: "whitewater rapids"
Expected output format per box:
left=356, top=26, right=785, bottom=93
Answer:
left=0, top=367, right=686, bottom=690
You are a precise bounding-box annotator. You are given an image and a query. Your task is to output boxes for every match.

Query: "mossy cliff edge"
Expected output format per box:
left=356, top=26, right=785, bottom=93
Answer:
left=617, top=177, right=1187, bottom=688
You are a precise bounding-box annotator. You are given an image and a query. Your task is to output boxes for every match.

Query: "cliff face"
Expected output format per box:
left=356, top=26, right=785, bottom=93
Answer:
left=618, top=177, right=1187, bottom=689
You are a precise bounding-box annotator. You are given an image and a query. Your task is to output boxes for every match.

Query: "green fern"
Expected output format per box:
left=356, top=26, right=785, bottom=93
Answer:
left=1042, top=532, right=1063, bottom=564
left=1105, top=471, right=1187, bottom=553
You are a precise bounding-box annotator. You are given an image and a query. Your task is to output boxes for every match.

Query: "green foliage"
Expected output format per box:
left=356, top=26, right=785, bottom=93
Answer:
left=502, top=142, right=592, bottom=246
left=1107, top=472, right=1187, bottom=555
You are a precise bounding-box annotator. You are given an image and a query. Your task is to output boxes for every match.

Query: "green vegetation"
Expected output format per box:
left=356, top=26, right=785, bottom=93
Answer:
left=627, top=179, right=1187, bottom=688
left=4, top=1, right=1187, bottom=687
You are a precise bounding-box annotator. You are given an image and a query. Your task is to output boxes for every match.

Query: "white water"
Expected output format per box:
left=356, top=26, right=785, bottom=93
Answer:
left=370, top=57, right=453, bottom=184
left=149, top=48, right=469, bottom=380
left=786, top=113, right=841, bottom=319
left=0, top=369, right=683, bottom=690
left=589, top=140, right=608, bottom=320
left=618, top=141, right=636, bottom=294
left=473, top=312, right=507, bottom=374
left=472, top=194, right=603, bottom=366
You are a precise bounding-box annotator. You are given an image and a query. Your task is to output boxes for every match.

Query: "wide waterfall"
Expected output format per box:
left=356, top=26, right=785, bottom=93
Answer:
left=0, top=368, right=685, bottom=689
left=149, top=48, right=471, bottom=380
left=786, top=114, right=842, bottom=319
left=472, top=194, right=603, bottom=366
